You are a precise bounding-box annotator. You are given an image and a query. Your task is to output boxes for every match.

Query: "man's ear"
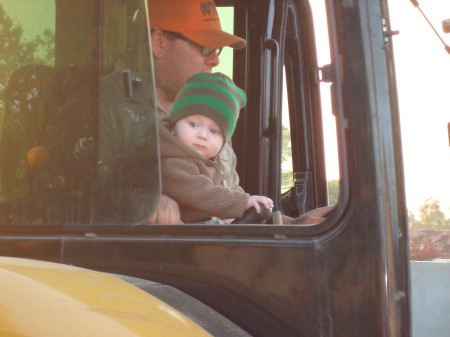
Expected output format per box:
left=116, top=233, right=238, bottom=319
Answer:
left=151, top=28, right=165, bottom=58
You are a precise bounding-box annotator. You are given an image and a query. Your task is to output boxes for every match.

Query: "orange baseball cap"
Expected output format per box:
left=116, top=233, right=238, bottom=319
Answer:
left=148, top=0, right=246, bottom=49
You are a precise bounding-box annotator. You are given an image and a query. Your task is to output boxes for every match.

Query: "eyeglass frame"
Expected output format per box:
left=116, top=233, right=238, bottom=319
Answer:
left=162, top=30, right=223, bottom=56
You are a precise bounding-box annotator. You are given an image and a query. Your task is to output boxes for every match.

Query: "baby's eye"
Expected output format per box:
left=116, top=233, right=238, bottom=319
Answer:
left=210, top=128, right=220, bottom=134
left=189, top=121, right=197, bottom=127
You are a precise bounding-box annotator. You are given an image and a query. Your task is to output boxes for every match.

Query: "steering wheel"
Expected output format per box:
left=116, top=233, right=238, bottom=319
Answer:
left=231, top=203, right=273, bottom=224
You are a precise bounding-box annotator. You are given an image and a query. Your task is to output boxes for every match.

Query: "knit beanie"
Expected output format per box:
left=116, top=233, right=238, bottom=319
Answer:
left=169, top=72, right=246, bottom=139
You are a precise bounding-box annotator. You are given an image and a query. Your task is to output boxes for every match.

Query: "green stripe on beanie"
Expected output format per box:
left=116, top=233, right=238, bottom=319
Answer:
left=179, top=82, right=242, bottom=115
left=170, top=72, right=246, bottom=139
left=172, top=94, right=236, bottom=136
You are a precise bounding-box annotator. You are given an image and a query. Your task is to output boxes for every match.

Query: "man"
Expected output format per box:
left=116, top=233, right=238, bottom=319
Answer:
left=147, top=0, right=331, bottom=224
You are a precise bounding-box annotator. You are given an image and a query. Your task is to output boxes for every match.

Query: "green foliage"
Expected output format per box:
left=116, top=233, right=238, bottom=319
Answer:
left=327, top=179, right=339, bottom=205
left=408, top=210, right=418, bottom=228
left=0, top=4, right=55, bottom=200
left=410, top=197, right=450, bottom=230
left=281, top=125, right=293, bottom=192
left=281, top=170, right=293, bottom=193
left=281, top=124, right=291, bottom=163
left=0, top=5, right=54, bottom=88
left=280, top=124, right=340, bottom=205
left=418, top=197, right=447, bottom=229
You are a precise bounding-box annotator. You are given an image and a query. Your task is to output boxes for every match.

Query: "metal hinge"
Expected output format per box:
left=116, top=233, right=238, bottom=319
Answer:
left=316, top=63, right=335, bottom=84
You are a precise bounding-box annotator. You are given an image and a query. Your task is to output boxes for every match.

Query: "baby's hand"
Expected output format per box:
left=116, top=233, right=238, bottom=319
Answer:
left=247, top=195, right=274, bottom=213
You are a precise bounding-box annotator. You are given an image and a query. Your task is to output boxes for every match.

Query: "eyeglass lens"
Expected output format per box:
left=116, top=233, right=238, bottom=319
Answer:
left=164, top=30, right=222, bottom=56
left=201, top=47, right=223, bottom=56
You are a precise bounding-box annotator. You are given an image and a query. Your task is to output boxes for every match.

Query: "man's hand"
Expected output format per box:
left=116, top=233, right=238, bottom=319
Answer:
left=147, top=195, right=184, bottom=224
left=282, top=205, right=334, bottom=225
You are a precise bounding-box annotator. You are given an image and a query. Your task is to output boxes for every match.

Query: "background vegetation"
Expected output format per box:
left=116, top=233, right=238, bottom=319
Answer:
left=0, top=5, right=54, bottom=90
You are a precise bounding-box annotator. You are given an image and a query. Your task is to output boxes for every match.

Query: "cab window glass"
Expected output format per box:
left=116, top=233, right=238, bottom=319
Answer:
left=309, top=0, right=340, bottom=205
left=280, top=0, right=339, bottom=217
left=281, top=72, right=293, bottom=194
left=218, top=1, right=339, bottom=219
left=216, top=6, right=234, bottom=77
left=0, top=0, right=159, bottom=225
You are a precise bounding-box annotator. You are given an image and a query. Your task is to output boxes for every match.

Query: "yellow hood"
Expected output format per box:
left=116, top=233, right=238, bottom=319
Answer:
left=0, top=257, right=212, bottom=337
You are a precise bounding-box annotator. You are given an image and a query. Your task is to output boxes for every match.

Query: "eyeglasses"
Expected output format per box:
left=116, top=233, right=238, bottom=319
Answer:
left=163, top=30, right=223, bottom=56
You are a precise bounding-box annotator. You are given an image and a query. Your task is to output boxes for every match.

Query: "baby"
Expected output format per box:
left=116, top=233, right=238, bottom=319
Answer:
left=159, top=72, right=273, bottom=223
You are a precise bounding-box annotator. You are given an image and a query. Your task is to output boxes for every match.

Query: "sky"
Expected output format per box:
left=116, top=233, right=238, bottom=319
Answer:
left=387, top=0, right=450, bottom=217
left=310, top=0, right=450, bottom=218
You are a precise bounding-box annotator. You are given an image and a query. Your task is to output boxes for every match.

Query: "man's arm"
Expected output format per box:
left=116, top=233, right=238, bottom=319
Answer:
left=220, top=140, right=332, bottom=225
left=282, top=206, right=334, bottom=225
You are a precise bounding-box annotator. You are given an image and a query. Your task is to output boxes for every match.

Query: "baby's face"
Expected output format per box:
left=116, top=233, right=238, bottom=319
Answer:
left=172, top=114, right=224, bottom=159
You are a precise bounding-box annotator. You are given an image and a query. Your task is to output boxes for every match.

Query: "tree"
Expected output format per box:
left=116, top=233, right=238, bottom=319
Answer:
left=0, top=5, right=54, bottom=88
left=416, top=197, right=448, bottom=229
left=281, top=125, right=293, bottom=192
left=327, top=179, right=339, bottom=205
left=408, top=210, right=419, bottom=229
left=0, top=4, right=54, bottom=143
left=280, top=126, right=340, bottom=206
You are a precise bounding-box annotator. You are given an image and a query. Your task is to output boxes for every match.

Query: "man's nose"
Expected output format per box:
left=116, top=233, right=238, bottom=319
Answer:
left=205, top=50, right=220, bottom=68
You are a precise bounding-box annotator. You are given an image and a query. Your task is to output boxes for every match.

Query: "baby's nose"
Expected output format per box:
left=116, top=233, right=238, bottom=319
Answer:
left=197, top=126, right=208, bottom=139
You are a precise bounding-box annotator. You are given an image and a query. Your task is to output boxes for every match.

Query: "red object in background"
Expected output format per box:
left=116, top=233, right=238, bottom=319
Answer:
left=409, top=230, right=450, bottom=260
